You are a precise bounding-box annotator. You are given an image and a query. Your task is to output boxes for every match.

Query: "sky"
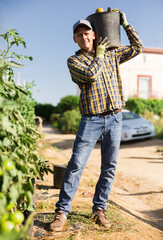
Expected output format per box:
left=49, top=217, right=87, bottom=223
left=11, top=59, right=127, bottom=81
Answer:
left=0, top=0, right=163, bottom=106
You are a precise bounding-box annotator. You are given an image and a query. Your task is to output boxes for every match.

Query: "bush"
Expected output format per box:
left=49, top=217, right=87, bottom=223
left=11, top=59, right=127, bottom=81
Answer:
left=154, top=122, right=163, bottom=139
left=34, top=103, right=55, bottom=122
left=55, top=95, right=79, bottom=114
left=137, top=109, right=163, bottom=139
left=125, top=98, right=163, bottom=116
left=58, top=109, right=81, bottom=134
left=50, top=113, right=60, bottom=128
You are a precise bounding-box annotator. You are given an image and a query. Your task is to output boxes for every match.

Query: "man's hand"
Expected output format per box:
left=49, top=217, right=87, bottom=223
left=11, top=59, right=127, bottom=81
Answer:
left=120, top=11, right=129, bottom=29
left=96, top=37, right=110, bottom=58
left=112, top=9, right=129, bottom=29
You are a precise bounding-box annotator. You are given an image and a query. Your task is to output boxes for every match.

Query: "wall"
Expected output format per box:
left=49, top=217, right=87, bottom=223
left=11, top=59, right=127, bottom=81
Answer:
left=120, top=48, right=163, bottom=100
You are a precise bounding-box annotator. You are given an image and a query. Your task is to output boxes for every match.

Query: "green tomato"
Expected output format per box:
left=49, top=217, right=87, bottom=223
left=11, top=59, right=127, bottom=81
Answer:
left=10, top=210, right=24, bottom=225
left=3, top=160, right=15, bottom=171
left=1, top=220, right=15, bottom=232
left=6, top=202, right=15, bottom=211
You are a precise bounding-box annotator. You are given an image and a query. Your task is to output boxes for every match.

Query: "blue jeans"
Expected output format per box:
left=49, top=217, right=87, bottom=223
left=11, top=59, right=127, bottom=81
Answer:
left=56, top=112, right=122, bottom=215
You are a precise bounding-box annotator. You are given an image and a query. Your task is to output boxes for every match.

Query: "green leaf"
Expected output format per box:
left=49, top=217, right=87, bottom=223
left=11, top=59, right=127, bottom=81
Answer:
left=29, top=56, right=33, bottom=61
left=9, top=168, right=17, bottom=177
left=17, top=170, right=23, bottom=181
left=0, top=96, right=4, bottom=105
left=2, top=137, right=11, bottom=147
left=22, top=41, right=26, bottom=48
left=2, top=172, right=11, bottom=192
left=1, top=115, right=14, bottom=134
left=9, top=183, right=22, bottom=203
left=15, top=85, right=28, bottom=95
left=0, top=199, right=6, bottom=217
left=7, top=61, right=24, bottom=68
left=25, top=191, right=34, bottom=211
left=17, top=125, right=23, bottom=134
left=27, top=205, right=35, bottom=212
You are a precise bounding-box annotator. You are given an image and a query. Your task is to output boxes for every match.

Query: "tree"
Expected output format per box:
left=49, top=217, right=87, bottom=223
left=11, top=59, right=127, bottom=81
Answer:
left=55, top=95, right=79, bottom=114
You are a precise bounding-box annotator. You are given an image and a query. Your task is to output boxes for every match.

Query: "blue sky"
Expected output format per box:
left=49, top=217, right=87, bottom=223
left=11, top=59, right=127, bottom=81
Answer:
left=1, top=0, right=163, bottom=106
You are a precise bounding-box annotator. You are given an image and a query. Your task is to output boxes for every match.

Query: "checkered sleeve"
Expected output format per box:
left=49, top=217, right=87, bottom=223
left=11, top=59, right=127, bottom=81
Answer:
left=67, top=55, right=104, bottom=84
left=116, top=25, right=144, bottom=64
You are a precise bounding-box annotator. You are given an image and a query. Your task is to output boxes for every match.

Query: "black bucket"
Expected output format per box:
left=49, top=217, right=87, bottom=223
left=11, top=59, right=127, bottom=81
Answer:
left=86, top=11, right=120, bottom=49
left=53, top=164, right=66, bottom=189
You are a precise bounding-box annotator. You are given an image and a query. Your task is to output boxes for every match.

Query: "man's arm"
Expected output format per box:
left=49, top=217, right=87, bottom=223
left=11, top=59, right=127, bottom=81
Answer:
left=67, top=38, right=110, bottom=84
left=67, top=55, right=104, bottom=84
left=116, top=12, right=144, bottom=64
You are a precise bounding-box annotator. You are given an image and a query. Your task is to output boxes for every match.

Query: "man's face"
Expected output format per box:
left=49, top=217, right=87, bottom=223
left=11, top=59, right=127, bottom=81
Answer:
left=73, top=26, right=95, bottom=52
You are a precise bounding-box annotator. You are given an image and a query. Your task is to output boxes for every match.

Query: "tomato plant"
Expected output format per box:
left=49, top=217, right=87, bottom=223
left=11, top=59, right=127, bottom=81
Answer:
left=0, top=29, right=52, bottom=240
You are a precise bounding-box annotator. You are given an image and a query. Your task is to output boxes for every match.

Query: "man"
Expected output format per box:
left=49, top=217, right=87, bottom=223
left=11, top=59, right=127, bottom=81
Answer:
left=50, top=11, right=144, bottom=231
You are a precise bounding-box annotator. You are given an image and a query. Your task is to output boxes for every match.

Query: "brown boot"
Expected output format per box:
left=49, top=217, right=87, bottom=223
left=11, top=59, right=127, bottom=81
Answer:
left=49, top=210, right=67, bottom=232
left=92, top=208, right=111, bottom=228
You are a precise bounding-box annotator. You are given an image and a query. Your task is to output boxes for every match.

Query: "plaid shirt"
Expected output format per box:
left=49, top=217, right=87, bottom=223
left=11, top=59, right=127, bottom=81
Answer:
left=67, top=25, right=144, bottom=116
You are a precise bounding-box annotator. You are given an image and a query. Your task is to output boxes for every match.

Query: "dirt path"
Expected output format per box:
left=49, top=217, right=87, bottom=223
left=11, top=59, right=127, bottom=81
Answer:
left=112, top=139, right=163, bottom=230
left=33, top=125, right=163, bottom=239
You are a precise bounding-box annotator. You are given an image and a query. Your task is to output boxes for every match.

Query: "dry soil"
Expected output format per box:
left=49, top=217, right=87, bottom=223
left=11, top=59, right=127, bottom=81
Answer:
left=32, top=125, right=163, bottom=240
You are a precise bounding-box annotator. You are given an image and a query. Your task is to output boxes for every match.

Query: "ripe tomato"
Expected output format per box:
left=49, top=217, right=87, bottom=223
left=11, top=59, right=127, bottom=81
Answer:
left=3, top=160, right=15, bottom=171
left=1, top=220, right=15, bottom=232
left=10, top=210, right=24, bottom=225
left=96, top=8, right=104, bottom=13
left=112, top=8, right=119, bottom=12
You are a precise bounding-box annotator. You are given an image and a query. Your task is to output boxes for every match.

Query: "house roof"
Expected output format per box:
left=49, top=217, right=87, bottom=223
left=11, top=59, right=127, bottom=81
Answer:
left=143, top=48, right=163, bottom=54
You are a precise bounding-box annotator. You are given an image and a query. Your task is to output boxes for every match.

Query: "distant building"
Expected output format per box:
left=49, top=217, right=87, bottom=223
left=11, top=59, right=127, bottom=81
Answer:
left=120, top=47, right=163, bottom=100
left=76, top=48, right=163, bottom=101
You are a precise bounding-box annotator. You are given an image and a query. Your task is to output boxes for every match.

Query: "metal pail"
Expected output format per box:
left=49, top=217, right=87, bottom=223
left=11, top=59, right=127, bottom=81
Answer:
left=86, top=11, right=120, bottom=49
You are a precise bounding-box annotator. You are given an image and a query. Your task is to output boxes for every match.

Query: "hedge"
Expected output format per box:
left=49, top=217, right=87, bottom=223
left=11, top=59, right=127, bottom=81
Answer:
left=34, top=103, right=55, bottom=122
left=125, top=98, right=163, bottom=116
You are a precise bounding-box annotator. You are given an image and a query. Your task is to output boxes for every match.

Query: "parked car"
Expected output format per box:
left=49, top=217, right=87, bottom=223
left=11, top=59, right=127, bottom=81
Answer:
left=121, top=110, right=156, bottom=142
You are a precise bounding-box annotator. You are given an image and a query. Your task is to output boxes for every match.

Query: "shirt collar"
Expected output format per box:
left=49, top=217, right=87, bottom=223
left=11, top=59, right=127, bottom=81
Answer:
left=76, top=49, right=95, bottom=57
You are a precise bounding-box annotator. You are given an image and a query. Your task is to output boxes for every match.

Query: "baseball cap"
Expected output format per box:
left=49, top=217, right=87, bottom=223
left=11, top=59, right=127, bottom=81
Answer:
left=73, top=19, right=93, bottom=34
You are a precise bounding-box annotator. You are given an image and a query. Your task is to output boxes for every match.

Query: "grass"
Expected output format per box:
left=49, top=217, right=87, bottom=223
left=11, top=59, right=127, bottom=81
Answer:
left=34, top=203, right=135, bottom=240
left=87, top=178, right=97, bottom=187
left=35, top=200, right=51, bottom=211
left=141, top=110, right=163, bottom=139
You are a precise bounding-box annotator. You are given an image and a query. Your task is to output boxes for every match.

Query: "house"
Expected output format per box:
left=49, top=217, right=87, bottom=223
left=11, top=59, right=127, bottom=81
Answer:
left=120, top=48, right=163, bottom=100
left=76, top=48, right=163, bottom=101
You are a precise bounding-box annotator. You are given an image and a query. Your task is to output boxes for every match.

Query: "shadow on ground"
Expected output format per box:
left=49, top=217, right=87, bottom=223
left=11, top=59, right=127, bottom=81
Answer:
left=110, top=200, right=163, bottom=232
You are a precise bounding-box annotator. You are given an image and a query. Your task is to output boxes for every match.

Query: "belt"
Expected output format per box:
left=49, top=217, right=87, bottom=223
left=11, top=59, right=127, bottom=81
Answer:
left=83, top=109, right=122, bottom=117
left=98, top=109, right=122, bottom=116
